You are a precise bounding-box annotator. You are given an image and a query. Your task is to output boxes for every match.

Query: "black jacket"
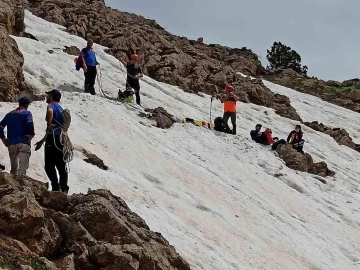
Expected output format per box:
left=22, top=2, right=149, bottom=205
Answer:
left=287, top=130, right=303, bottom=143
left=250, top=130, right=268, bottom=144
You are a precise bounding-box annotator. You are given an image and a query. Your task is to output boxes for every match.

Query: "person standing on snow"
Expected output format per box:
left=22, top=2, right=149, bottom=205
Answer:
left=120, top=54, right=143, bottom=106
left=219, top=85, right=239, bottom=134
left=42, top=89, right=69, bottom=194
left=79, top=39, right=99, bottom=95
left=0, top=96, right=35, bottom=175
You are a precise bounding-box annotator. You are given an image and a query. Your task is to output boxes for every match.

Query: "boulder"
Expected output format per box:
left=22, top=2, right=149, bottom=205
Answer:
left=275, top=144, right=335, bottom=179
left=141, top=107, right=176, bottom=129
left=0, top=173, right=190, bottom=269
left=347, top=89, right=360, bottom=101
left=0, top=0, right=25, bottom=36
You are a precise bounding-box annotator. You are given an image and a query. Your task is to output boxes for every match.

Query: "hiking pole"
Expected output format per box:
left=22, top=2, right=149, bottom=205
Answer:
left=210, top=96, right=213, bottom=124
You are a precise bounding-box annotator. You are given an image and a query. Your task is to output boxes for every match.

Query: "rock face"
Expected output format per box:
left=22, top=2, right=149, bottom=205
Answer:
left=25, top=0, right=301, bottom=120
left=261, top=69, right=360, bottom=113
left=275, top=144, right=335, bottom=179
left=0, top=172, right=191, bottom=270
left=304, top=121, right=360, bottom=152
left=0, top=0, right=27, bottom=102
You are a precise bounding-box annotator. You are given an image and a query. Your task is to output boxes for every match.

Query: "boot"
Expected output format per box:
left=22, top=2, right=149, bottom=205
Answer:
left=84, top=84, right=90, bottom=93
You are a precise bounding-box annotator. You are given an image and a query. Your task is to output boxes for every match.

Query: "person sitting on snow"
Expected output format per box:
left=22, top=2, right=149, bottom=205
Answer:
left=219, top=85, right=239, bottom=135
left=287, top=124, right=305, bottom=153
left=250, top=124, right=268, bottom=144
left=271, top=137, right=287, bottom=150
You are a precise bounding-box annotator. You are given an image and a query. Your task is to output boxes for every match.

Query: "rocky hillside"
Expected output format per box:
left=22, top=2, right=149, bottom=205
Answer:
left=22, top=0, right=302, bottom=121
left=0, top=172, right=190, bottom=270
left=0, top=0, right=26, bottom=101
left=262, top=69, right=360, bottom=113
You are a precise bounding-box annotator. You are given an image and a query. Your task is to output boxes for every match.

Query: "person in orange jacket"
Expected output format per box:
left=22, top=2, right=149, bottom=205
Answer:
left=219, top=85, right=239, bottom=134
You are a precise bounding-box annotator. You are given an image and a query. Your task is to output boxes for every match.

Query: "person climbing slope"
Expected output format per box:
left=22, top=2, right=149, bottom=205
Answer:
left=40, top=90, right=70, bottom=194
left=77, top=39, right=99, bottom=95
left=287, top=124, right=305, bottom=153
left=120, top=54, right=143, bottom=105
left=219, top=85, right=239, bottom=134
left=0, top=97, right=35, bottom=175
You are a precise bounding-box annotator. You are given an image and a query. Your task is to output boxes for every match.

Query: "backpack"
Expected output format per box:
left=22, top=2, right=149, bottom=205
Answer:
left=214, top=117, right=224, bottom=132
left=118, top=89, right=134, bottom=103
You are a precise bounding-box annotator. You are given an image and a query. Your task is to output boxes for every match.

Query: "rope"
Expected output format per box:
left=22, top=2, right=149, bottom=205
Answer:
left=52, top=108, right=74, bottom=172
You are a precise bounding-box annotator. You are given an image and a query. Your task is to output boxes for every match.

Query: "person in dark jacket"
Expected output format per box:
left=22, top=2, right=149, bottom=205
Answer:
left=43, top=89, right=69, bottom=194
left=0, top=96, right=35, bottom=175
left=287, top=124, right=305, bottom=153
left=79, top=39, right=98, bottom=95
left=250, top=124, right=268, bottom=144
left=120, top=54, right=143, bottom=105
left=271, top=137, right=287, bottom=150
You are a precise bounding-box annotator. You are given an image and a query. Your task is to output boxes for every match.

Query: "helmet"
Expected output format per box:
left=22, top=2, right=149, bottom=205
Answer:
left=225, top=85, right=234, bottom=93
left=131, top=54, right=139, bottom=61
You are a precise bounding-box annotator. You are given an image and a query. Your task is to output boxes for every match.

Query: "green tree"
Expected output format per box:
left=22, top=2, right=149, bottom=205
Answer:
left=266, top=41, right=308, bottom=75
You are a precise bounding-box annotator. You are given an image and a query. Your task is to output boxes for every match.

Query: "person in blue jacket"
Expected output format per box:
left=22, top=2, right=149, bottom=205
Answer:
left=0, top=96, right=35, bottom=175
left=78, top=39, right=99, bottom=95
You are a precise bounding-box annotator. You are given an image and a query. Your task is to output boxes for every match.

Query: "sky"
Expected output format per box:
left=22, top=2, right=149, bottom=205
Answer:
left=105, top=0, right=360, bottom=82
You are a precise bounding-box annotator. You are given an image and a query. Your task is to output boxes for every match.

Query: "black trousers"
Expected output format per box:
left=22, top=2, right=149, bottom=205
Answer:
left=84, top=65, right=97, bottom=95
left=223, top=112, right=236, bottom=134
left=271, top=139, right=286, bottom=150
left=126, top=80, right=141, bottom=105
left=292, top=139, right=305, bottom=152
left=44, top=135, right=69, bottom=192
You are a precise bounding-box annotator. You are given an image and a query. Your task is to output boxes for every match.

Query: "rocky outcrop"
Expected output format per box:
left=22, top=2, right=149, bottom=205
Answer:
left=275, top=144, right=335, bottom=180
left=0, top=0, right=25, bottom=36
left=0, top=172, right=190, bottom=269
left=25, top=0, right=302, bottom=120
left=140, top=107, right=176, bottom=129
left=229, top=74, right=301, bottom=121
left=347, top=89, right=360, bottom=101
left=304, top=121, right=360, bottom=152
left=0, top=0, right=27, bottom=102
left=0, top=24, right=26, bottom=102
left=261, top=69, right=360, bottom=113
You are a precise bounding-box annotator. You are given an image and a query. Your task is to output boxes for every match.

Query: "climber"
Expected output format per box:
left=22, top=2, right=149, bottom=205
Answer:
left=0, top=96, right=35, bottom=175
left=120, top=54, right=143, bottom=105
left=43, top=89, right=69, bottom=194
left=219, top=85, right=239, bottom=134
left=287, top=124, right=305, bottom=153
left=78, top=39, right=99, bottom=95
left=250, top=124, right=268, bottom=144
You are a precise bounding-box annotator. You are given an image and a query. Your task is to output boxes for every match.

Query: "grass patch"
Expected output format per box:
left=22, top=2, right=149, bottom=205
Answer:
left=0, top=257, right=18, bottom=269
left=30, top=258, right=50, bottom=270
left=325, top=85, right=360, bottom=95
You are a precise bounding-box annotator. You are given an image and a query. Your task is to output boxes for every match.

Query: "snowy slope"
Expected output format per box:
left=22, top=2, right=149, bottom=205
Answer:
left=1, top=10, right=360, bottom=270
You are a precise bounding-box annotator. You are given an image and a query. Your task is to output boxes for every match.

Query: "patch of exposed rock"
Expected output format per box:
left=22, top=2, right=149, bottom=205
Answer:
left=82, top=149, right=108, bottom=170
left=63, top=45, right=80, bottom=56
left=140, top=107, right=175, bottom=129
left=0, top=172, right=191, bottom=269
left=26, top=0, right=302, bottom=120
left=304, top=121, right=360, bottom=152
left=0, top=0, right=27, bottom=102
left=261, top=69, right=360, bottom=113
left=275, top=144, right=335, bottom=181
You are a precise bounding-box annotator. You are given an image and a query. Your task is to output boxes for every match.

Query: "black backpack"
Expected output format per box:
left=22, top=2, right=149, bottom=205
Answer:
left=214, top=117, right=224, bottom=132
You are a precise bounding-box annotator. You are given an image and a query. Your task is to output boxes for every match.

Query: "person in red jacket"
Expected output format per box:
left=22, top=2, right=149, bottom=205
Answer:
left=219, top=85, right=239, bottom=134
